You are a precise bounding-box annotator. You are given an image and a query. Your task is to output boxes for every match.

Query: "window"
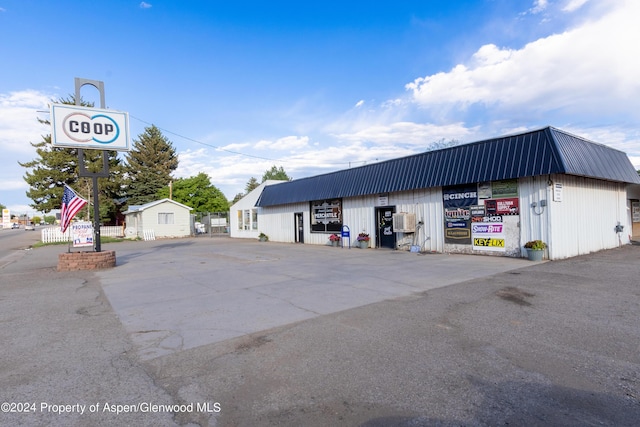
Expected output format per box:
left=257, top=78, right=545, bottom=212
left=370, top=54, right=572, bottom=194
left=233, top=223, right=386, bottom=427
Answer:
left=310, top=199, right=342, bottom=233
left=237, top=209, right=258, bottom=230
left=244, top=210, right=250, bottom=230
left=251, top=210, right=258, bottom=230
left=158, top=212, right=174, bottom=224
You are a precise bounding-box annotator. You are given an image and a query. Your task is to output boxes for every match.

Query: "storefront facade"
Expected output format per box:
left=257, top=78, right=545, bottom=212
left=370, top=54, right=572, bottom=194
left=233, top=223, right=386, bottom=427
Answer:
left=250, top=127, right=640, bottom=260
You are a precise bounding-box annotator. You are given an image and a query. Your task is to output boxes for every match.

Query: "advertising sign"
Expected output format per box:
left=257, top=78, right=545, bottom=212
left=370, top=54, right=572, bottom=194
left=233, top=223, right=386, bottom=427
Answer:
left=51, top=104, right=130, bottom=151
left=491, top=179, right=518, bottom=198
left=2, top=209, right=10, bottom=228
left=485, top=197, right=519, bottom=215
left=71, top=222, right=94, bottom=248
left=472, top=221, right=506, bottom=252
left=443, top=184, right=477, bottom=245
left=632, top=201, right=640, bottom=223
left=311, top=199, right=342, bottom=232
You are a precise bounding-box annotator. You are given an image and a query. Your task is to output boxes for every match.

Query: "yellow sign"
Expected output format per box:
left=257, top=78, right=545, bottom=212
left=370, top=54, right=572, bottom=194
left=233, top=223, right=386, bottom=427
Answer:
left=473, top=238, right=505, bottom=248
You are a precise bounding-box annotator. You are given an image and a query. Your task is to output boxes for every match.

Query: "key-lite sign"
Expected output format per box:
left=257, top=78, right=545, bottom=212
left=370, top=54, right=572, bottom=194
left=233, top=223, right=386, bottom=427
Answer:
left=51, top=104, right=130, bottom=151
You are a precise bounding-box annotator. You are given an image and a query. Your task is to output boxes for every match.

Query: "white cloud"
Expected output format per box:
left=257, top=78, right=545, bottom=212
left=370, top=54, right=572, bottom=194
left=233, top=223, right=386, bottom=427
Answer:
left=0, top=90, right=51, bottom=153
left=333, top=122, right=473, bottom=147
left=529, top=0, right=549, bottom=14
left=140, top=2, right=152, bottom=9
left=254, top=135, right=309, bottom=151
left=355, top=100, right=365, bottom=108
left=562, top=0, right=589, bottom=12
left=406, top=0, right=640, bottom=120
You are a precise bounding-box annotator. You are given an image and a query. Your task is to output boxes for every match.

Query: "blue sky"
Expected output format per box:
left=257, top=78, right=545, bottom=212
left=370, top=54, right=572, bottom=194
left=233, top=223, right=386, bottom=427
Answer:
left=1, top=0, right=639, bottom=215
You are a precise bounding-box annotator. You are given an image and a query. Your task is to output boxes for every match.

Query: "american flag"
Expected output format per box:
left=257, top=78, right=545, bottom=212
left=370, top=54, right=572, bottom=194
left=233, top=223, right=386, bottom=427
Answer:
left=60, top=185, right=88, bottom=233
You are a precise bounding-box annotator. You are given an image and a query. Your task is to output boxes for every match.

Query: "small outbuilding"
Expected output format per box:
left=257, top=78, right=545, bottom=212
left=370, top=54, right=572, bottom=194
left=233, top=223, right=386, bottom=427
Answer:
left=123, top=198, right=193, bottom=239
left=251, top=127, right=640, bottom=260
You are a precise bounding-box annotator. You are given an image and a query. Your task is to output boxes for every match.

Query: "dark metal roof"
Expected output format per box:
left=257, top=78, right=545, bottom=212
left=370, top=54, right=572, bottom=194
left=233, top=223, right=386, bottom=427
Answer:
left=256, top=126, right=640, bottom=207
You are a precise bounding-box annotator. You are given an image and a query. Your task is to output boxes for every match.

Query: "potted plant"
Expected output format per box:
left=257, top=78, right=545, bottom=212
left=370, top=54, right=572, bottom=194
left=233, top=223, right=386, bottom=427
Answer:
left=524, top=240, right=546, bottom=261
left=329, top=233, right=341, bottom=247
left=258, top=232, right=269, bottom=242
left=356, top=232, right=370, bottom=249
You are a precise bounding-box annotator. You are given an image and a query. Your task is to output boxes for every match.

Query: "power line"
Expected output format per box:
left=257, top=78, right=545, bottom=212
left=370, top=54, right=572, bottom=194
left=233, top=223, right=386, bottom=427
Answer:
left=129, top=114, right=385, bottom=169
left=129, top=114, right=283, bottom=162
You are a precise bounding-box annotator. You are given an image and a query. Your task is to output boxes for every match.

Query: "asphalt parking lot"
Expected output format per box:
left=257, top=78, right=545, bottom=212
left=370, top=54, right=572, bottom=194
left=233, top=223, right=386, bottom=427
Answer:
left=1, top=237, right=639, bottom=426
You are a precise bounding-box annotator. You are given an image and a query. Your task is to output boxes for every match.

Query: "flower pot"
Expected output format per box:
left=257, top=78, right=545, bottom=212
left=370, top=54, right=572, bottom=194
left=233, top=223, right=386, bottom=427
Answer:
left=357, top=240, right=369, bottom=249
left=527, top=248, right=544, bottom=261
left=331, top=241, right=339, bottom=247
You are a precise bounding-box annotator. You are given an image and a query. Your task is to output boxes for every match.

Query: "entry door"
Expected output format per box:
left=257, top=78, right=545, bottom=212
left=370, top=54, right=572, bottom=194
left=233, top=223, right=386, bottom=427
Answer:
left=376, top=207, right=396, bottom=249
left=294, top=212, right=304, bottom=243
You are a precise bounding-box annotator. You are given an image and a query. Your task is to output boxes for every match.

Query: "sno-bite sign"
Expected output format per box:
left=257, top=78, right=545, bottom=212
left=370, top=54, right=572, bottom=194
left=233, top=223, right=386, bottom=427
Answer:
left=51, top=104, right=130, bottom=151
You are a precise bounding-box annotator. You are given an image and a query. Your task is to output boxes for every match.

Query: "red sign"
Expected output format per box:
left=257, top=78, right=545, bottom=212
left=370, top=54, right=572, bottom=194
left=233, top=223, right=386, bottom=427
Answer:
left=485, top=198, right=519, bottom=215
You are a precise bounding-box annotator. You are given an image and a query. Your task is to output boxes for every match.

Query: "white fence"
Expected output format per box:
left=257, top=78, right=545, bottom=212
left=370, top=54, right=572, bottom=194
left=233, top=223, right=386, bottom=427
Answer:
left=41, top=226, right=125, bottom=244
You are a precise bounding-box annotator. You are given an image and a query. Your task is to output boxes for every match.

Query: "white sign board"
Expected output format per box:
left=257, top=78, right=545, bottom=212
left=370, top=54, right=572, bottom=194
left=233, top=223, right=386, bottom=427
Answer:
left=71, top=222, right=94, bottom=248
left=553, top=182, right=563, bottom=202
left=2, top=209, right=10, bottom=228
left=51, top=104, right=130, bottom=151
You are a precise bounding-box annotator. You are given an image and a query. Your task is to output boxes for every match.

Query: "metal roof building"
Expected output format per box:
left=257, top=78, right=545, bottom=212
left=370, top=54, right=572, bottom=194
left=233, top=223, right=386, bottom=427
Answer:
left=242, top=127, right=639, bottom=260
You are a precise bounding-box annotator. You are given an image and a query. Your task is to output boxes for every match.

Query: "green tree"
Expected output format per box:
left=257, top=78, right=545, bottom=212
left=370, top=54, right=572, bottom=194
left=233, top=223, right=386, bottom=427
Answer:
left=427, top=138, right=462, bottom=151
left=123, top=125, right=178, bottom=206
left=157, top=172, right=228, bottom=213
left=245, top=176, right=259, bottom=193
left=0, top=203, right=5, bottom=211
left=262, top=165, right=292, bottom=182
left=19, top=96, right=124, bottom=223
left=231, top=192, right=245, bottom=204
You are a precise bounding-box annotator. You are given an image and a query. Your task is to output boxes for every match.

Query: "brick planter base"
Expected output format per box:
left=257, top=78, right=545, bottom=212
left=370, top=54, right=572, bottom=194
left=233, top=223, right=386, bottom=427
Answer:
left=58, top=251, right=116, bottom=271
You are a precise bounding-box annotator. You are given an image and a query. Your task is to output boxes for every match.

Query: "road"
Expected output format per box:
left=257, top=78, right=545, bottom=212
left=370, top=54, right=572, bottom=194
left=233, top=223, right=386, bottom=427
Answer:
left=0, top=226, right=42, bottom=267
left=1, top=237, right=638, bottom=426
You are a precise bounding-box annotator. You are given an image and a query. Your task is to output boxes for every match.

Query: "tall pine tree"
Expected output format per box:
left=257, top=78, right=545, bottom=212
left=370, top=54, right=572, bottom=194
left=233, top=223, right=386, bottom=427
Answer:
left=124, top=125, right=178, bottom=205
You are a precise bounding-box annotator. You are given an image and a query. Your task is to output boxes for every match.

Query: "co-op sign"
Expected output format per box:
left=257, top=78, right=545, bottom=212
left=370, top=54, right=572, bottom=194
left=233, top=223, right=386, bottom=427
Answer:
left=51, top=104, right=130, bottom=151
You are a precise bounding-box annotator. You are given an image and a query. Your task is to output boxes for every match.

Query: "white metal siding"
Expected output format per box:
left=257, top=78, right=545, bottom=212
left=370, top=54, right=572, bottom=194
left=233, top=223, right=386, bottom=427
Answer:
left=520, top=174, right=629, bottom=259
left=230, top=181, right=286, bottom=239
left=253, top=175, right=630, bottom=259
left=387, top=188, right=444, bottom=252
left=258, top=202, right=307, bottom=243
left=258, top=188, right=445, bottom=251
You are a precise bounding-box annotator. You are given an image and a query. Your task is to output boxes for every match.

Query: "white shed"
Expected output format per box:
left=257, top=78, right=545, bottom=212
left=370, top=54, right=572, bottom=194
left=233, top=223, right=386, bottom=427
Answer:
left=123, top=198, right=193, bottom=239
left=229, top=180, right=286, bottom=240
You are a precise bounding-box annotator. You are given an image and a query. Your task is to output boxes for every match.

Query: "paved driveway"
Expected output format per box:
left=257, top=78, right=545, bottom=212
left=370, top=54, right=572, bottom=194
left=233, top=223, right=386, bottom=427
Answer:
left=97, top=238, right=533, bottom=360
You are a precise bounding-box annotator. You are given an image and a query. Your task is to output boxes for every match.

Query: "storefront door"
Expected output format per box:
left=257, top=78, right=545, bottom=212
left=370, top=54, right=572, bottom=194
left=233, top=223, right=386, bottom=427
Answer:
left=376, top=207, right=396, bottom=249
left=294, top=212, right=304, bottom=243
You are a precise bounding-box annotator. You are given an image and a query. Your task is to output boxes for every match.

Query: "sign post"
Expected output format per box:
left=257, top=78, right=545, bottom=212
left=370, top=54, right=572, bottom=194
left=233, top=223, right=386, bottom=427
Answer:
left=51, top=78, right=130, bottom=252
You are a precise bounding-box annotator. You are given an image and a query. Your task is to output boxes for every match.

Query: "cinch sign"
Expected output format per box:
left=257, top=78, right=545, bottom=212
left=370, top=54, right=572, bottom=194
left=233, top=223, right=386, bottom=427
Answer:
left=51, top=104, right=130, bottom=151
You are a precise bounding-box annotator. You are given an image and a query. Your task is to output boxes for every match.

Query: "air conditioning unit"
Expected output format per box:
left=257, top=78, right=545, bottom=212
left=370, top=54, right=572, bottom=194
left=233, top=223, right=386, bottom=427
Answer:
left=392, top=213, right=416, bottom=232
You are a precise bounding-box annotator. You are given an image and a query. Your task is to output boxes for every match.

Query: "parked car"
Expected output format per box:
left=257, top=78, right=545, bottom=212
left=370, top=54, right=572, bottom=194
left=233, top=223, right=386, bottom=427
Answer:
left=11, top=223, right=19, bottom=229
left=25, top=224, right=35, bottom=231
